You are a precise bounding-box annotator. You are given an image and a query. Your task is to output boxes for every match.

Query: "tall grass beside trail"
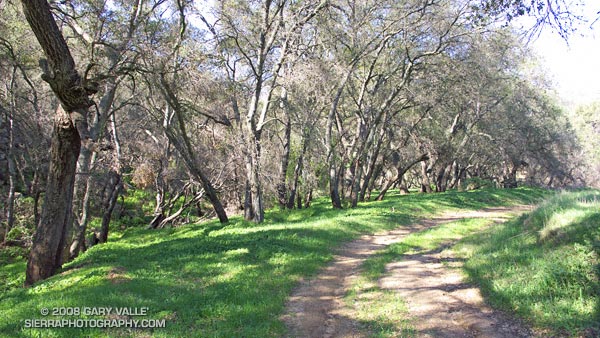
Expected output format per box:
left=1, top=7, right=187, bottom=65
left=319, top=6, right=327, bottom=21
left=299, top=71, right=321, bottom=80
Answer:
left=0, top=187, right=548, bottom=337
left=454, top=190, right=600, bottom=337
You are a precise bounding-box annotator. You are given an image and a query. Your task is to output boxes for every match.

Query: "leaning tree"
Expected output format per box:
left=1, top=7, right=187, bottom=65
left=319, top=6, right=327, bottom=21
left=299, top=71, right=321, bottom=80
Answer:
left=20, top=0, right=97, bottom=285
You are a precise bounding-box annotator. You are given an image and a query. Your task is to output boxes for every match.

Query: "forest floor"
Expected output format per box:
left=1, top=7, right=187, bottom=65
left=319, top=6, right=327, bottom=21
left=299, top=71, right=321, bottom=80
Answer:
left=282, top=205, right=534, bottom=337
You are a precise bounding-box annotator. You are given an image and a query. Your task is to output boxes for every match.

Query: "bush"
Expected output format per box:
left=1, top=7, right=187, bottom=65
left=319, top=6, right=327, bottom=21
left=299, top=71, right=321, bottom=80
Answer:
left=5, top=225, right=33, bottom=244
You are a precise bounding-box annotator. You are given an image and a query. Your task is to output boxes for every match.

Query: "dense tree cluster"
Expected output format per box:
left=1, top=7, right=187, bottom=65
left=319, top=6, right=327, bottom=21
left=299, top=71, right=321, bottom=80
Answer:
left=0, top=0, right=596, bottom=284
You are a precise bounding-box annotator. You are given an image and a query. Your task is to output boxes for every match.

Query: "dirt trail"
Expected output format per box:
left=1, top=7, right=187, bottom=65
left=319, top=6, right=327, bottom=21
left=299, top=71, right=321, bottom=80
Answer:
left=281, top=205, right=533, bottom=338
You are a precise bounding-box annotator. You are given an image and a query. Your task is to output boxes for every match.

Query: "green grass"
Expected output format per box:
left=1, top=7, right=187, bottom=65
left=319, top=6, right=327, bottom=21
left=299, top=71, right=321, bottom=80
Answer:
left=0, top=246, right=27, bottom=294
left=0, top=187, right=548, bottom=337
left=453, top=190, right=600, bottom=336
left=346, top=279, right=416, bottom=338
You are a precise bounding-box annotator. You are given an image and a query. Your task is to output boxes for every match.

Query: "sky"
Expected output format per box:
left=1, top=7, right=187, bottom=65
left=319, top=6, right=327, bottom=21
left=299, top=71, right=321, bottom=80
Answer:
left=520, top=1, right=600, bottom=107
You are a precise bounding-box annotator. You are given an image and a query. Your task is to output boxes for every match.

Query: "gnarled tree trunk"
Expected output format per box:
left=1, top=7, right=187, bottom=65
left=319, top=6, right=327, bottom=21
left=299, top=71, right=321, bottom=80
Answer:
left=21, top=0, right=95, bottom=285
left=27, top=107, right=81, bottom=285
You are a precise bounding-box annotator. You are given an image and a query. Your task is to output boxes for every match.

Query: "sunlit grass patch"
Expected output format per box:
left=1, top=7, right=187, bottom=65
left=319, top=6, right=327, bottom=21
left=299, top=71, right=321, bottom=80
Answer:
left=346, top=277, right=416, bottom=338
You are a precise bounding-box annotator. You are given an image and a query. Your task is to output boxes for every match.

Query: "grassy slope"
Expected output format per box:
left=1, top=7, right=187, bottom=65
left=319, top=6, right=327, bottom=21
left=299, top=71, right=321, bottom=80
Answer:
left=454, top=190, right=600, bottom=336
left=0, top=188, right=547, bottom=337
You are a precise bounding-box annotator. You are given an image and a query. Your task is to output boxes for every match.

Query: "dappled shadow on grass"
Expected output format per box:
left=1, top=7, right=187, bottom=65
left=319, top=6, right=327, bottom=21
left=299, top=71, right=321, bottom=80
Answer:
left=0, top=187, right=551, bottom=337
left=0, top=260, right=26, bottom=294
left=549, top=211, right=600, bottom=333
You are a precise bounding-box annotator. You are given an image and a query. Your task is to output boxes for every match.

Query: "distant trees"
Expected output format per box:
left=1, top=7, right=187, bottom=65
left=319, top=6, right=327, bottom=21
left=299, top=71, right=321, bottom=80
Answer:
left=0, top=10, right=50, bottom=244
left=207, top=0, right=328, bottom=221
left=0, top=0, right=593, bottom=285
left=570, top=102, right=600, bottom=187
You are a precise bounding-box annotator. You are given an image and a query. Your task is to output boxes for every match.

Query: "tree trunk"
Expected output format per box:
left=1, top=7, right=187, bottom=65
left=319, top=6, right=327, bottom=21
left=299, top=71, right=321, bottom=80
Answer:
left=244, top=181, right=254, bottom=220
left=21, top=0, right=95, bottom=285
left=4, top=75, right=17, bottom=242
left=239, top=72, right=265, bottom=223
left=503, top=162, right=519, bottom=188
left=325, top=67, right=354, bottom=210
left=376, top=153, right=429, bottom=201
left=360, top=135, right=385, bottom=202
left=70, top=79, right=118, bottom=257
left=69, top=149, right=96, bottom=259
left=244, top=139, right=264, bottom=222
left=98, top=107, right=123, bottom=243
left=68, top=218, right=86, bottom=261
left=287, top=158, right=301, bottom=209
left=162, top=104, right=229, bottom=224
left=148, top=182, right=188, bottom=229
left=26, top=109, right=81, bottom=285
left=435, top=165, right=447, bottom=192
left=376, top=178, right=394, bottom=201
left=420, top=161, right=433, bottom=193
left=304, top=188, right=313, bottom=208
left=328, top=163, right=342, bottom=209
left=287, top=134, right=307, bottom=209
left=447, top=161, right=460, bottom=190
left=350, top=159, right=362, bottom=208
left=99, top=170, right=121, bottom=243
left=277, top=88, right=291, bottom=209
left=196, top=166, right=230, bottom=224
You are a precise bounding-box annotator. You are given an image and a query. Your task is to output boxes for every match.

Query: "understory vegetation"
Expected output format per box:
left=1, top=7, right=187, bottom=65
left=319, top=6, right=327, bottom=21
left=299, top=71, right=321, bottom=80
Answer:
left=0, top=187, right=548, bottom=337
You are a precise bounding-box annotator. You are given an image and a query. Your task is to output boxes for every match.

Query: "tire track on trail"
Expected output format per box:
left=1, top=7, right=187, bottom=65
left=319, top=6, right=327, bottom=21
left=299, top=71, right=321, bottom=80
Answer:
left=281, top=205, right=533, bottom=338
